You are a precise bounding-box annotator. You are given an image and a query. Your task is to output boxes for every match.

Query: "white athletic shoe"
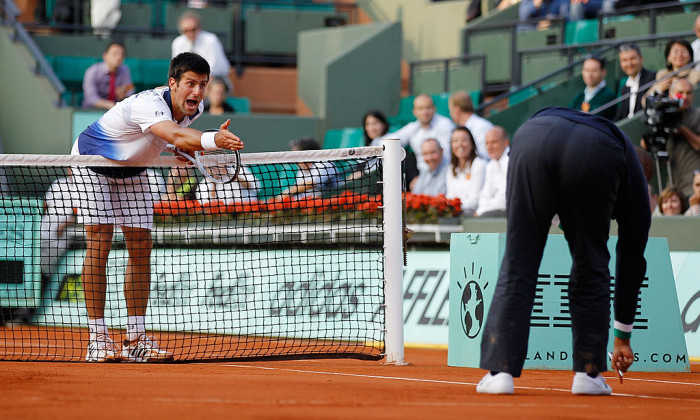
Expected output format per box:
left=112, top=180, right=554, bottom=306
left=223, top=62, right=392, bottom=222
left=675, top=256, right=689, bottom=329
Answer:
left=571, top=372, right=612, bottom=395
left=85, top=335, right=121, bottom=362
left=121, top=335, right=174, bottom=363
left=476, top=372, right=514, bottom=394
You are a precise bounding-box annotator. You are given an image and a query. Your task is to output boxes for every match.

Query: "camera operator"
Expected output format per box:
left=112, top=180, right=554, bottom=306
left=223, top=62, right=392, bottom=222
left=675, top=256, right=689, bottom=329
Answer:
left=643, top=78, right=700, bottom=198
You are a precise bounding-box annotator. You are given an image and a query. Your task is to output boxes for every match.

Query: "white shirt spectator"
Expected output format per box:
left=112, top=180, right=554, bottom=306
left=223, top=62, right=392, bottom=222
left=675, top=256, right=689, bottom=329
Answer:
left=172, top=30, right=231, bottom=82
left=412, top=160, right=448, bottom=196
left=475, top=147, right=509, bottom=216
left=464, top=114, right=494, bottom=160
left=446, top=157, right=487, bottom=215
left=693, top=38, right=700, bottom=72
left=374, top=114, right=454, bottom=173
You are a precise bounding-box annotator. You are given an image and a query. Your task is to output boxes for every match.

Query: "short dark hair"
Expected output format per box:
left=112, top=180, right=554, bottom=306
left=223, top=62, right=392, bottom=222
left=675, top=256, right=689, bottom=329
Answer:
left=104, top=41, right=125, bottom=55
left=169, top=52, right=210, bottom=83
left=585, top=55, right=606, bottom=70
left=618, top=43, right=641, bottom=57
left=664, top=39, right=693, bottom=70
left=289, top=137, right=320, bottom=151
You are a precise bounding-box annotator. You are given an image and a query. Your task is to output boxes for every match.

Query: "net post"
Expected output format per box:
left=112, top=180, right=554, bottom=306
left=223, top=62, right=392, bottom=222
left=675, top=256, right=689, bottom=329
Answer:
left=382, top=138, right=405, bottom=364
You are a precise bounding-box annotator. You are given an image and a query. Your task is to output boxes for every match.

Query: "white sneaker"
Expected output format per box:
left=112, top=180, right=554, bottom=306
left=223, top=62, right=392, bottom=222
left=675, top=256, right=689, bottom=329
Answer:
left=85, top=335, right=121, bottom=362
left=476, top=372, right=514, bottom=394
left=121, top=335, right=174, bottom=363
left=571, top=372, right=612, bottom=395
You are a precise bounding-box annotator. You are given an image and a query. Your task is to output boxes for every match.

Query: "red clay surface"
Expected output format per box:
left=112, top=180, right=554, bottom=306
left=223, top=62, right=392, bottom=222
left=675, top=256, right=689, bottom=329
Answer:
left=1, top=347, right=699, bottom=419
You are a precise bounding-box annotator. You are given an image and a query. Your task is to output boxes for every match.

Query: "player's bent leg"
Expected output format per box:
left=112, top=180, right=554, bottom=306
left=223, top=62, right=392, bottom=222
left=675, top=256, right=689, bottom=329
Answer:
left=86, top=334, right=121, bottom=362
left=121, top=334, right=174, bottom=363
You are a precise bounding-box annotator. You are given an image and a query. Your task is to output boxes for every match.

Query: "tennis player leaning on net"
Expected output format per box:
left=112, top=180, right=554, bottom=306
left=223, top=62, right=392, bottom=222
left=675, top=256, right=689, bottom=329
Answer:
left=72, top=52, right=244, bottom=362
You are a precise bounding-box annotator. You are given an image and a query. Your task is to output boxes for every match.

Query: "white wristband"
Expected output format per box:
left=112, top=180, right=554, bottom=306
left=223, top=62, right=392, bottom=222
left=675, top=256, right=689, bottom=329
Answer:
left=201, top=131, right=219, bottom=151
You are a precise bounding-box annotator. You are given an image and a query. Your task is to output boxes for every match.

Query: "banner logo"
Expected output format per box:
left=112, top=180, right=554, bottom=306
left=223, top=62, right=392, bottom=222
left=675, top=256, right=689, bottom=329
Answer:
left=458, top=263, right=487, bottom=339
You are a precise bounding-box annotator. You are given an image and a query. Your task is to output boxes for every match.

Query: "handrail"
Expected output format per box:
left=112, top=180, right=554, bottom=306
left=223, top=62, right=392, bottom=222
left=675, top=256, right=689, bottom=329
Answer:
left=475, top=30, right=693, bottom=115
left=597, top=0, right=697, bottom=40
left=591, top=60, right=699, bottom=117
left=408, top=54, right=487, bottom=97
left=1, top=0, right=66, bottom=107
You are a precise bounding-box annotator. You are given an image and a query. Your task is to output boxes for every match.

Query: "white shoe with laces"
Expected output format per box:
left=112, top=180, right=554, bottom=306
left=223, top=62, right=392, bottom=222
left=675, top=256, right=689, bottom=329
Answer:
left=121, top=334, right=174, bottom=363
left=476, top=372, right=514, bottom=394
left=85, top=334, right=121, bottom=362
left=571, top=372, right=612, bottom=395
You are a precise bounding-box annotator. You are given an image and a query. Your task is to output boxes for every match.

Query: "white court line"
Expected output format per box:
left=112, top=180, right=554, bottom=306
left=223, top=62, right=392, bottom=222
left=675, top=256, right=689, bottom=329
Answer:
left=223, top=364, right=700, bottom=403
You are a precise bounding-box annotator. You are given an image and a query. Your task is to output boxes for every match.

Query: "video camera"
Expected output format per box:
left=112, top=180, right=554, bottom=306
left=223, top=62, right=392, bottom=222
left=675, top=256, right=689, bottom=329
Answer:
left=642, top=92, right=684, bottom=154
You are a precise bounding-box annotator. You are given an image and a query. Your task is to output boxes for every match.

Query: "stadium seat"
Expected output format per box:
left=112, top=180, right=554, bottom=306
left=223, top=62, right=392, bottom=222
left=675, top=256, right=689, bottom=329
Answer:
left=139, top=59, right=170, bottom=91
left=225, top=97, right=252, bottom=114
left=53, top=56, right=99, bottom=89
left=322, top=128, right=364, bottom=149
left=564, top=20, right=599, bottom=45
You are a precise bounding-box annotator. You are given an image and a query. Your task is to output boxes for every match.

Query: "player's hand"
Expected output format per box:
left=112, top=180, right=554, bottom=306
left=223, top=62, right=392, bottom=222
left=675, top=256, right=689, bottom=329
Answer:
left=612, top=337, right=634, bottom=384
left=215, top=119, right=245, bottom=151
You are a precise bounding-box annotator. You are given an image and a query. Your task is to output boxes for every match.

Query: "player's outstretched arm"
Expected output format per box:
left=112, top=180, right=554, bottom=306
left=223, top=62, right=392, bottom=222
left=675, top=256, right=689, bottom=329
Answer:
left=150, top=120, right=244, bottom=152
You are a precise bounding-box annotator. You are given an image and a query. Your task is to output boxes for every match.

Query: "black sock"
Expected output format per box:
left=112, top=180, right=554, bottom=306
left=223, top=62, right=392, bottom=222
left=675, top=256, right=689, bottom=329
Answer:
left=587, top=372, right=598, bottom=378
left=490, top=371, right=500, bottom=376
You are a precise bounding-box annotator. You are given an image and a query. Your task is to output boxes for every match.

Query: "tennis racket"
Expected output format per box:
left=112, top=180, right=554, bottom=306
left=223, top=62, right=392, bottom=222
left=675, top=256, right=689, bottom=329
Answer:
left=165, top=130, right=241, bottom=184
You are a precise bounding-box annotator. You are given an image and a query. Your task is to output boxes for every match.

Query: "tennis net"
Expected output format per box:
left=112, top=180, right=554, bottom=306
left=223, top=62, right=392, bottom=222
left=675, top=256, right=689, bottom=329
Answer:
left=0, top=144, right=405, bottom=363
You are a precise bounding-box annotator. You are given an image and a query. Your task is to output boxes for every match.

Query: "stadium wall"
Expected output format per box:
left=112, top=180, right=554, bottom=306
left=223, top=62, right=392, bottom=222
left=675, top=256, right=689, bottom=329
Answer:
left=0, top=26, right=72, bottom=154
left=297, top=22, right=401, bottom=129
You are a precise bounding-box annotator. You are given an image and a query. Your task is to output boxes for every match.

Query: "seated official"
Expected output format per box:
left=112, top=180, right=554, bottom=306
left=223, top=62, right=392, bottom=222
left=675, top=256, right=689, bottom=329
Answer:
left=412, top=138, right=448, bottom=196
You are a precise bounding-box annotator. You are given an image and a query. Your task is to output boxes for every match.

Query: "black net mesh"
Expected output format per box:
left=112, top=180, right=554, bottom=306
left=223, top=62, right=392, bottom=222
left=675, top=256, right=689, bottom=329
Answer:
left=0, top=148, right=386, bottom=362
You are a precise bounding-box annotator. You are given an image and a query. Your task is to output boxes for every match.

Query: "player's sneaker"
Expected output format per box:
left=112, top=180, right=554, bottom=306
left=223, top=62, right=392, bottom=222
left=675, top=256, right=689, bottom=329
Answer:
left=476, top=372, right=514, bottom=394
left=571, top=372, right=612, bottom=395
left=121, top=335, right=174, bottom=363
left=85, top=335, right=121, bottom=362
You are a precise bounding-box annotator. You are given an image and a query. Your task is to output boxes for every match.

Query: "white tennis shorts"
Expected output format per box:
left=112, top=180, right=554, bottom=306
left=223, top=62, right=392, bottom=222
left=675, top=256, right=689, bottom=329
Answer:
left=72, top=167, right=154, bottom=229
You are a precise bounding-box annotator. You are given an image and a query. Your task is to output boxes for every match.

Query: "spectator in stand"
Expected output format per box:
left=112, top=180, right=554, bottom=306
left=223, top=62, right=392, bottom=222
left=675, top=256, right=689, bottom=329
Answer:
left=693, top=14, right=700, bottom=72
left=448, top=90, right=493, bottom=159
left=568, top=56, right=617, bottom=120
left=91, top=0, right=121, bottom=37
left=475, top=127, right=509, bottom=217
left=172, top=11, right=232, bottom=92
left=362, top=110, right=389, bottom=146
left=657, top=186, right=688, bottom=216
left=614, top=44, right=656, bottom=121
left=569, top=0, right=614, bottom=22
left=446, top=126, right=487, bottom=216
left=686, top=170, right=700, bottom=216
left=412, top=138, right=448, bottom=196
left=518, top=0, right=568, bottom=30
left=82, top=42, right=134, bottom=110
left=204, top=77, right=234, bottom=115
left=646, top=39, right=700, bottom=98
left=375, top=95, right=454, bottom=189
left=643, top=79, right=700, bottom=198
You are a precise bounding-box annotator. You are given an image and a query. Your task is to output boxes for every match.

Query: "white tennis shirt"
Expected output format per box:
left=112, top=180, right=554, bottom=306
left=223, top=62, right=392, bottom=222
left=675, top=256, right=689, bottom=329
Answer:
left=72, top=86, right=204, bottom=162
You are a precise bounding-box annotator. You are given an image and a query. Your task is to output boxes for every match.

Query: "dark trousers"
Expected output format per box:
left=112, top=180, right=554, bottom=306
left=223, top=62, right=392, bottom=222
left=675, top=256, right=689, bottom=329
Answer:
left=479, top=116, right=626, bottom=377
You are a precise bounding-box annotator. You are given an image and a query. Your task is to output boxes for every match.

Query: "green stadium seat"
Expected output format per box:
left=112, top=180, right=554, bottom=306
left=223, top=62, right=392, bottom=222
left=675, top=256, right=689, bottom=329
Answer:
left=564, top=19, right=599, bottom=45
left=123, top=58, right=142, bottom=88
left=139, top=59, right=170, bottom=90
left=53, top=56, right=99, bottom=89
left=323, top=128, right=364, bottom=149
left=432, top=93, right=450, bottom=118
left=247, top=164, right=298, bottom=200
left=225, top=97, right=252, bottom=114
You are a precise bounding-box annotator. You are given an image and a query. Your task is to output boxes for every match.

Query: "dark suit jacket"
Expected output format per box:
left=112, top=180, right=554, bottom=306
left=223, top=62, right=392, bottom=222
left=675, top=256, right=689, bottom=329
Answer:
left=568, top=87, right=617, bottom=121
left=613, top=68, right=656, bottom=121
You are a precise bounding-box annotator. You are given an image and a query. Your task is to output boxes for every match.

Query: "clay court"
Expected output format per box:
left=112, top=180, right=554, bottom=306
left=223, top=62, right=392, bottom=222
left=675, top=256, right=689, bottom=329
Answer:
left=1, top=347, right=699, bottom=419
